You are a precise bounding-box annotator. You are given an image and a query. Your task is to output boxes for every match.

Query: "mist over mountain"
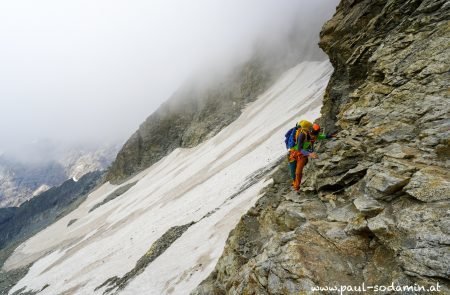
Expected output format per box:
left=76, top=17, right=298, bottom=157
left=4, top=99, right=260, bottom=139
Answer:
left=0, top=142, right=119, bottom=208
left=0, top=0, right=337, bottom=162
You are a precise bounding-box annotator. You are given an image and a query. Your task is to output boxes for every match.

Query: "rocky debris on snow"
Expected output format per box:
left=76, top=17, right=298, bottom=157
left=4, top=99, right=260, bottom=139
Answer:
left=96, top=222, right=195, bottom=294
left=67, top=219, right=78, bottom=227
left=0, top=265, right=33, bottom=295
left=89, top=181, right=138, bottom=213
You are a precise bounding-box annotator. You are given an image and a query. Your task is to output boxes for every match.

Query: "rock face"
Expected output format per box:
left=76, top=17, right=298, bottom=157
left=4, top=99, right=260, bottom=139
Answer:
left=194, top=0, right=449, bottom=293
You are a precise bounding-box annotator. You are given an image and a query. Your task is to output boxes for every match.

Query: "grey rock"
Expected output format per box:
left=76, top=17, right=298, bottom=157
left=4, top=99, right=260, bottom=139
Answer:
left=404, top=167, right=450, bottom=202
left=327, top=203, right=359, bottom=222
left=97, top=222, right=195, bottom=294
left=366, top=166, right=410, bottom=198
left=353, top=195, right=384, bottom=216
left=400, top=247, right=450, bottom=279
left=367, top=212, right=397, bottom=244
left=345, top=215, right=369, bottom=235
left=89, top=181, right=138, bottom=213
left=376, top=143, right=417, bottom=159
left=267, top=272, right=282, bottom=294
left=276, top=202, right=307, bottom=231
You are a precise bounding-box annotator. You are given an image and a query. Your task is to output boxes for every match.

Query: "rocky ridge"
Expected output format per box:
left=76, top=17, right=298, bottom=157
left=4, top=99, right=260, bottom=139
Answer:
left=194, top=0, right=449, bottom=293
left=59, top=145, right=119, bottom=181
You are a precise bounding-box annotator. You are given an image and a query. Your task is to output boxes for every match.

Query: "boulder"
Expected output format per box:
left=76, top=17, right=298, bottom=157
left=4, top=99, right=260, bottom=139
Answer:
left=404, top=167, right=450, bottom=202
left=327, top=203, right=358, bottom=222
left=376, top=143, right=417, bottom=159
left=366, top=167, right=410, bottom=199
left=353, top=195, right=384, bottom=216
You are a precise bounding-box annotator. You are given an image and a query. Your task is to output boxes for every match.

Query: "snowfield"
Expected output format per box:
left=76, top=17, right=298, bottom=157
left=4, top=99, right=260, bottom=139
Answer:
left=5, top=60, right=332, bottom=295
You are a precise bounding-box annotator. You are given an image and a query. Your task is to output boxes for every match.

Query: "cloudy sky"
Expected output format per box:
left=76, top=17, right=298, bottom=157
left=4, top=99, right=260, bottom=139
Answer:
left=0, top=0, right=337, bottom=159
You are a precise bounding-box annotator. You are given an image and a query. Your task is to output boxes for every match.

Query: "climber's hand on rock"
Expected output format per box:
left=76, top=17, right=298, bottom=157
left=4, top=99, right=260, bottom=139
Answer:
left=309, top=152, right=318, bottom=159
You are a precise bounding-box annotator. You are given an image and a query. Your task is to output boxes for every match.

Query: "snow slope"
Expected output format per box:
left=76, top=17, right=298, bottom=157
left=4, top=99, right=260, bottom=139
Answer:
left=6, top=60, right=332, bottom=295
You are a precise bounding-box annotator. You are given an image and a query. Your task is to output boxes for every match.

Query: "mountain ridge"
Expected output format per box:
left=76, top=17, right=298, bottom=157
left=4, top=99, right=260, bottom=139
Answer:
left=0, top=144, right=118, bottom=208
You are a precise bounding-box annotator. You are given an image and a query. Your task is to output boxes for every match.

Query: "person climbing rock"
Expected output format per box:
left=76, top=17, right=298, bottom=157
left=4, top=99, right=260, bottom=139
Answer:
left=285, top=120, right=334, bottom=192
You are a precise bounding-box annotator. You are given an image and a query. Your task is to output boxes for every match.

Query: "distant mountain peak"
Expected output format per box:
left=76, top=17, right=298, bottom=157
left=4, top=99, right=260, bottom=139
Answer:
left=0, top=143, right=119, bottom=208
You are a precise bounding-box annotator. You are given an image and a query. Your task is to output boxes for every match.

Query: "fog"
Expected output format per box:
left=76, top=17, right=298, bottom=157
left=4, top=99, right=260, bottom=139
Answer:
left=0, top=0, right=338, bottom=161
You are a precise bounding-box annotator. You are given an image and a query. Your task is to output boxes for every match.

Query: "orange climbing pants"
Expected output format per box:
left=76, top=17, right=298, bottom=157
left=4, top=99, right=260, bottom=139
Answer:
left=289, top=151, right=308, bottom=191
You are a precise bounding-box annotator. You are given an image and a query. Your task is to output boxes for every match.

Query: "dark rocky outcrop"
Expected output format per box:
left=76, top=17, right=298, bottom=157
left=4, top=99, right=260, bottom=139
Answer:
left=88, top=181, right=138, bottom=213
left=96, top=222, right=195, bottom=294
left=194, top=0, right=449, bottom=293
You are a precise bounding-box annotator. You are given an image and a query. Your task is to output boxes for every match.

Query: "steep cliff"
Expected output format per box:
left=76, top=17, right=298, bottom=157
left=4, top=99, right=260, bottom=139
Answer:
left=194, top=0, right=449, bottom=293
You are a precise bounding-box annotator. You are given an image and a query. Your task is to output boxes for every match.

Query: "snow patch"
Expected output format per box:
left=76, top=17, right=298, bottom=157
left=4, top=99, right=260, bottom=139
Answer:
left=32, top=184, right=51, bottom=197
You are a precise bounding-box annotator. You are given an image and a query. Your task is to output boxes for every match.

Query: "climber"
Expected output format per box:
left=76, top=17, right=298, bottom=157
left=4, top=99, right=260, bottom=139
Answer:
left=286, top=120, right=334, bottom=192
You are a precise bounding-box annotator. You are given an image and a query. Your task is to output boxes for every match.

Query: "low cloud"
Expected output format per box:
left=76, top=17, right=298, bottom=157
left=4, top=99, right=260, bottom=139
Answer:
left=0, top=0, right=338, bottom=161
